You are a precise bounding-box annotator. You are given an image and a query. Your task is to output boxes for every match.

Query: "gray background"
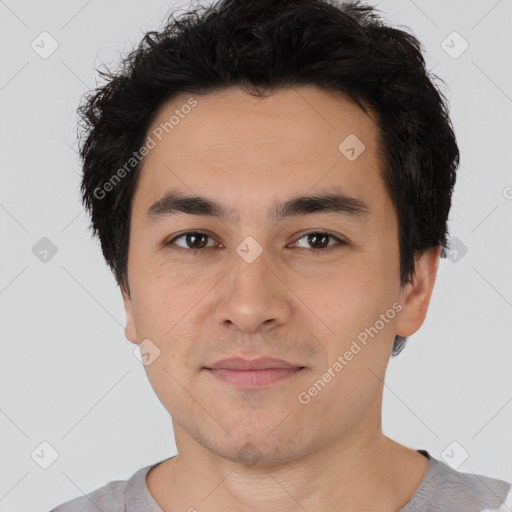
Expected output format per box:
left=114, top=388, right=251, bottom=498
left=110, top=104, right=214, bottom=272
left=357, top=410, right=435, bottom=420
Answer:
left=0, top=0, right=511, bottom=510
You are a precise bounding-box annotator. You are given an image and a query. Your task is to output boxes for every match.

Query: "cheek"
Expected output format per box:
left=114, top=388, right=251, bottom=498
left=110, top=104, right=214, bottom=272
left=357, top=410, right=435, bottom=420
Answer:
left=309, top=258, right=399, bottom=360
left=130, top=268, right=209, bottom=354
left=311, top=264, right=375, bottom=327
left=131, top=262, right=196, bottom=323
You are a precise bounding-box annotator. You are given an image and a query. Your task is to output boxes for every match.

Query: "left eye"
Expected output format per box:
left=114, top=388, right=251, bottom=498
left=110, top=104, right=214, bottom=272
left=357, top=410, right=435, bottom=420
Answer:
left=291, top=231, right=346, bottom=250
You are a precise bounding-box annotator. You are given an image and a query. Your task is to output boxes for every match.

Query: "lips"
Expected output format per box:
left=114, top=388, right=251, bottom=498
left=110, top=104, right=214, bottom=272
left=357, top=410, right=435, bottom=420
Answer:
left=204, top=357, right=305, bottom=388
left=205, top=357, right=303, bottom=371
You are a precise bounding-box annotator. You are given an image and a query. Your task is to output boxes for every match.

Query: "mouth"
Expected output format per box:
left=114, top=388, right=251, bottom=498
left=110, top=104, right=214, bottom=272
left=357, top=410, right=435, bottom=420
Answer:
left=203, top=357, right=306, bottom=388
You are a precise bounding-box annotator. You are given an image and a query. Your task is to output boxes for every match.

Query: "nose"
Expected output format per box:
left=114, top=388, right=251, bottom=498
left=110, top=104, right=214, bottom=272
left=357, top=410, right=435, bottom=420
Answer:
left=213, top=247, right=292, bottom=333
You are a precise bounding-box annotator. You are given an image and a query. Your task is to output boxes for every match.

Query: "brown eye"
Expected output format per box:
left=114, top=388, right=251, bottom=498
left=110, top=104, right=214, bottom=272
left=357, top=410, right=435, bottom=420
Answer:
left=292, top=231, right=346, bottom=250
left=166, top=231, right=216, bottom=250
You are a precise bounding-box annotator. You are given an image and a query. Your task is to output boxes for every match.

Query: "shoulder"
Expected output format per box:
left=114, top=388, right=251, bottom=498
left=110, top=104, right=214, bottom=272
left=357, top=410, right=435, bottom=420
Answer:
left=429, top=458, right=512, bottom=511
left=49, top=481, right=123, bottom=511
left=49, top=478, right=128, bottom=512
left=49, top=463, right=156, bottom=512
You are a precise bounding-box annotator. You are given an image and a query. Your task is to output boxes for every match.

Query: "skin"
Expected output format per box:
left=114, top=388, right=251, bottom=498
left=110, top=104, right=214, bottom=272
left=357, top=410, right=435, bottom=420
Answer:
left=121, top=85, right=441, bottom=511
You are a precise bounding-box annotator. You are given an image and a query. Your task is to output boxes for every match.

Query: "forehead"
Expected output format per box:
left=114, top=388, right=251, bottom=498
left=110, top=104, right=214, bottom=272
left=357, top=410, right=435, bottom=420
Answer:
left=132, top=85, right=388, bottom=221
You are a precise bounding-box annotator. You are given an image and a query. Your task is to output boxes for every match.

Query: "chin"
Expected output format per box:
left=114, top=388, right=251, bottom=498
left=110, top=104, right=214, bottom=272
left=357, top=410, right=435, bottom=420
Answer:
left=202, top=431, right=311, bottom=468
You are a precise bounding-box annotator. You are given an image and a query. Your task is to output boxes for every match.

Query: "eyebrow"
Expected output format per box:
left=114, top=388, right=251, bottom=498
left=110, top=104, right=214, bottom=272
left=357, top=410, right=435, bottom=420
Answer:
left=145, top=187, right=370, bottom=225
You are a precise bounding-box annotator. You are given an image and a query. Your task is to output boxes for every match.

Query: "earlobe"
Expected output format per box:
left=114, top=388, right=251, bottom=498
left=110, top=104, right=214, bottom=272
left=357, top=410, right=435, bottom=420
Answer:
left=121, top=288, right=138, bottom=345
left=395, top=246, right=442, bottom=338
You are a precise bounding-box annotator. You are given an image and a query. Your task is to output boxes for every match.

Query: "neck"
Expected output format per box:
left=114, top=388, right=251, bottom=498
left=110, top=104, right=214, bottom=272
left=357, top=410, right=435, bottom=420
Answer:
left=147, top=425, right=428, bottom=512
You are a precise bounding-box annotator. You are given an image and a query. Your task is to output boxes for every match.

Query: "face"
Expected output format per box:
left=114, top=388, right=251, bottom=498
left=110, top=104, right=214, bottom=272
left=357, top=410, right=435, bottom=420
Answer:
left=122, top=85, right=438, bottom=465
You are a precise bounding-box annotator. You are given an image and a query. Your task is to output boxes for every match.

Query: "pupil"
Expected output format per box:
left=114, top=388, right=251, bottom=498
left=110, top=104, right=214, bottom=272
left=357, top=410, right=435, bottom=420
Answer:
left=188, top=233, right=207, bottom=249
left=309, top=233, right=328, bottom=248
left=184, top=233, right=330, bottom=249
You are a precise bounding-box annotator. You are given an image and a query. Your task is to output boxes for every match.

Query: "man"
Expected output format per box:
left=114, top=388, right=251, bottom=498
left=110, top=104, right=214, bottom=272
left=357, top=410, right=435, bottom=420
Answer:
left=52, top=0, right=512, bottom=510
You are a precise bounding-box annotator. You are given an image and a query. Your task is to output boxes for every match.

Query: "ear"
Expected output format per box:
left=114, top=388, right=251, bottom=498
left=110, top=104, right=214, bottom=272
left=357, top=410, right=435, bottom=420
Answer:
left=395, top=246, right=442, bottom=338
left=121, top=287, right=138, bottom=345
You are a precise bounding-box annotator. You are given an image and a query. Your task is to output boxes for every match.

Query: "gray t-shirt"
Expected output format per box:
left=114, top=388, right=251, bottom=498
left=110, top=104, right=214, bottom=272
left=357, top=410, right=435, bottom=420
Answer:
left=50, top=450, right=512, bottom=511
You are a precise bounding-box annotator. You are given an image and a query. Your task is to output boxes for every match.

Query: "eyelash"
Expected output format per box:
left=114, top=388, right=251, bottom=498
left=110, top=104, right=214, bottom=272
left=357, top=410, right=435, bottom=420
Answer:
left=164, top=230, right=348, bottom=253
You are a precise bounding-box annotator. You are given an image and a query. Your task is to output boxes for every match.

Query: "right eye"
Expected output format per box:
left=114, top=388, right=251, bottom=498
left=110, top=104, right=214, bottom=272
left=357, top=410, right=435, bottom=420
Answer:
left=165, top=231, right=219, bottom=251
